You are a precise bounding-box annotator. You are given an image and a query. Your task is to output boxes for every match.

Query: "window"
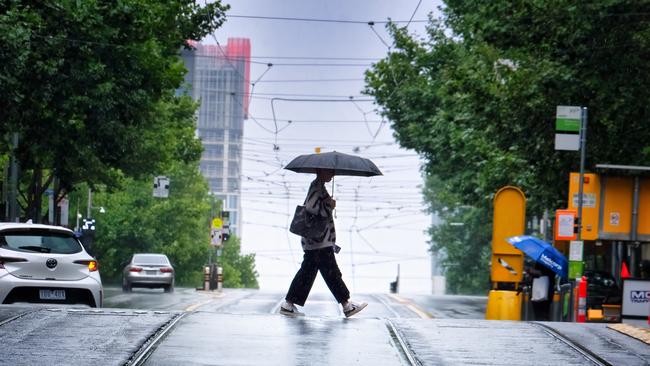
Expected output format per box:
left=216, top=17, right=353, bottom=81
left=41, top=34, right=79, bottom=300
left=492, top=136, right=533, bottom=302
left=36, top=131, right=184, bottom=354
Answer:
left=201, top=162, right=223, bottom=177
left=209, top=178, right=223, bottom=192
left=227, top=178, right=239, bottom=191
left=226, top=195, right=239, bottom=210
left=203, top=145, right=224, bottom=159
left=228, top=144, right=241, bottom=158
left=229, top=129, right=242, bottom=141
left=1, top=230, right=82, bottom=254
left=229, top=212, right=238, bottom=227
left=228, top=162, right=240, bottom=177
left=133, top=254, right=170, bottom=266
left=199, top=129, right=224, bottom=143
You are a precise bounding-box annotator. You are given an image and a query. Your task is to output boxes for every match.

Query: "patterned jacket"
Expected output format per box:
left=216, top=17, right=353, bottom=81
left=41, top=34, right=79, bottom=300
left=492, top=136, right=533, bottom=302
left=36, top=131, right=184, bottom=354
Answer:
left=301, top=178, right=336, bottom=251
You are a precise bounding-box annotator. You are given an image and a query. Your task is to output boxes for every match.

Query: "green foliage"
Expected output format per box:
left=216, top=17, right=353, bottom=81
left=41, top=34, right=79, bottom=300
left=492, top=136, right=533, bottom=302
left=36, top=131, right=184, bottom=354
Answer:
left=91, top=160, right=212, bottom=286
left=365, top=1, right=650, bottom=292
left=219, top=235, right=260, bottom=289
left=0, top=1, right=228, bottom=219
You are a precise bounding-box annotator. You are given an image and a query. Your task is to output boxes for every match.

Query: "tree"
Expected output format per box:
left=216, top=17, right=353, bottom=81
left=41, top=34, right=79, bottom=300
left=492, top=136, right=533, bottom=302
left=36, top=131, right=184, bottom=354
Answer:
left=0, top=0, right=228, bottom=221
left=91, top=159, right=212, bottom=286
left=219, top=235, right=259, bottom=289
left=365, top=1, right=650, bottom=292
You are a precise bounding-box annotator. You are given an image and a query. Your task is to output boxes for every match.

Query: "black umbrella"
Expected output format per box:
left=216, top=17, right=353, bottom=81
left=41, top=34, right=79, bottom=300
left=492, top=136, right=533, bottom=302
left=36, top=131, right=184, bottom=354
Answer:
left=284, top=151, right=382, bottom=177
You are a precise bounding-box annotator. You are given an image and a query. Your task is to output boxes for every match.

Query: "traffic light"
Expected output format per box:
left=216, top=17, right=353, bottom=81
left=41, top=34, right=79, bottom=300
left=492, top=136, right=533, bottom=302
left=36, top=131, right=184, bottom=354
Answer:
left=222, top=226, right=230, bottom=242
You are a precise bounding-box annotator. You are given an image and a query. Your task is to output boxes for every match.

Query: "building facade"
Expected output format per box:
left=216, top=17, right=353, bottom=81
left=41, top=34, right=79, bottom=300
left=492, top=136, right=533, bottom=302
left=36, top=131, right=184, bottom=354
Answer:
left=180, top=38, right=250, bottom=235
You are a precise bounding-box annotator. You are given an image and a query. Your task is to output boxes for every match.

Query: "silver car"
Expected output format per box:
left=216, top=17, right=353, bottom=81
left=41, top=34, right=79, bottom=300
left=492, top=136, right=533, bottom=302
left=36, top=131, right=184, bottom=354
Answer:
left=122, top=253, right=174, bottom=292
left=0, top=222, right=103, bottom=307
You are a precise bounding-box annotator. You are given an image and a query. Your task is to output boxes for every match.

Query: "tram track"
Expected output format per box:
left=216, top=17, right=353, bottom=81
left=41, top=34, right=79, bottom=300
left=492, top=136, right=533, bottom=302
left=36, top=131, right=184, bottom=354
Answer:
left=532, top=322, right=613, bottom=366
left=124, top=312, right=188, bottom=366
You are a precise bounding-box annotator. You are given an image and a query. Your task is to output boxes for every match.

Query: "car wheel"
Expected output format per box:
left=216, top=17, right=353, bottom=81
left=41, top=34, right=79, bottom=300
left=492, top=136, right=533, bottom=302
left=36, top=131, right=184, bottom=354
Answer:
left=164, top=284, right=174, bottom=293
left=122, top=280, right=132, bottom=293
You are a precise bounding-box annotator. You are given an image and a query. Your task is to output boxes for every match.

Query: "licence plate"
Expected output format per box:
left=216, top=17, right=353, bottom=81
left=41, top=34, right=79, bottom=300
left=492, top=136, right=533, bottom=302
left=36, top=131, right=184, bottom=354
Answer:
left=146, top=270, right=157, bottom=275
left=39, top=289, right=66, bottom=300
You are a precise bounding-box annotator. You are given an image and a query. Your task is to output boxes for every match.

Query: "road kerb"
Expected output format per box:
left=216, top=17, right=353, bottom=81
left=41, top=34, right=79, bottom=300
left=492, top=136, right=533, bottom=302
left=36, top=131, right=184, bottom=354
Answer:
left=607, top=323, right=650, bottom=345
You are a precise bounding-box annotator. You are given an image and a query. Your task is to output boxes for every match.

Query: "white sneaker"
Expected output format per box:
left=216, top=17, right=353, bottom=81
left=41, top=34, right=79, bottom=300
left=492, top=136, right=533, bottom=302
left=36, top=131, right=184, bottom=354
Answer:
left=343, top=301, right=368, bottom=318
left=280, top=302, right=304, bottom=317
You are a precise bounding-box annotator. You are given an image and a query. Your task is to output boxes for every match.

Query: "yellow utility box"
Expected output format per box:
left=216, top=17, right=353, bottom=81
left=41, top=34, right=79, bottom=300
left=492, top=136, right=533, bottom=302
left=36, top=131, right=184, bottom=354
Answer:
left=567, top=173, right=600, bottom=240
left=486, top=290, right=521, bottom=320
left=637, top=178, right=650, bottom=239
left=491, top=186, right=526, bottom=284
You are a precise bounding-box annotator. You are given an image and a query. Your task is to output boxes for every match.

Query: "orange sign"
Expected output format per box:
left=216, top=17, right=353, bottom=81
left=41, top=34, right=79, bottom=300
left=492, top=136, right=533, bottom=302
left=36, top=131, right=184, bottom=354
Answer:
left=555, top=209, right=577, bottom=241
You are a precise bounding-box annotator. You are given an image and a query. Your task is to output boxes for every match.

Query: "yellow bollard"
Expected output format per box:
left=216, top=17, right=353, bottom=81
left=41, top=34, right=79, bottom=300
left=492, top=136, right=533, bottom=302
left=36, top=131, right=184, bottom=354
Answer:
left=486, top=290, right=522, bottom=320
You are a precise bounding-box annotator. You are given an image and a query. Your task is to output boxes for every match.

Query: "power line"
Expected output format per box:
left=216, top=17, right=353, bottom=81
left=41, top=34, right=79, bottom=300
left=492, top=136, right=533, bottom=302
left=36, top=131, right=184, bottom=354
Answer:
left=226, top=14, right=429, bottom=24
left=407, top=0, right=423, bottom=28
left=254, top=78, right=364, bottom=83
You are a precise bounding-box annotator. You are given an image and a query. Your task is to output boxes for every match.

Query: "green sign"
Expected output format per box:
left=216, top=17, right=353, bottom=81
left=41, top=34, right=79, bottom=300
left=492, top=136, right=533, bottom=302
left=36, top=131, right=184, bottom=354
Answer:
left=556, top=118, right=580, bottom=132
left=569, top=260, right=584, bottom=279
left=555, top=106, right=582, bottom=151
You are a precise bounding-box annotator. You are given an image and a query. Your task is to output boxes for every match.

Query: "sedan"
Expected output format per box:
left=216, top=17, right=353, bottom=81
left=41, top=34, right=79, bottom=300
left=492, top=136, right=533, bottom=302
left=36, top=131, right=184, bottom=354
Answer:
left=0, top=222, right=103, bottom=307
left=122, top=253, right=174, bottom=293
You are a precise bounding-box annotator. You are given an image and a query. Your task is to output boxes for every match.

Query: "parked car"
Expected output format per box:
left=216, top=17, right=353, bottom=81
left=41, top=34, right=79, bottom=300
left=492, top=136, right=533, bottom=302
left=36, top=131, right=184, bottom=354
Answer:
left=0, top=222, right=103, bottom=307
left=122, top=253, right=174, bottom=293
left=584, top=270, right=622, bottom=309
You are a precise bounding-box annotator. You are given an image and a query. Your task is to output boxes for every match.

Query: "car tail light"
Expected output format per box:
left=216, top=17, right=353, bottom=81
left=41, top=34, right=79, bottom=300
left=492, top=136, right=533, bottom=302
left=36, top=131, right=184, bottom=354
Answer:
left=73, top=259, right=99, bottom=272
left=87, top=260, right=98, bottom=272
left=0, top=256, right=28, bottom=269
left=129, top=266, right=143, bottom=272
left=160, top=267, right=173, bottom=273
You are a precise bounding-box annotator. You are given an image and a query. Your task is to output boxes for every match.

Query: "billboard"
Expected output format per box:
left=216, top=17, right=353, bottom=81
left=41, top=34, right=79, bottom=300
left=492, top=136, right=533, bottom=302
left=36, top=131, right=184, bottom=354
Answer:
left=621, top=279, right=650, bottom=318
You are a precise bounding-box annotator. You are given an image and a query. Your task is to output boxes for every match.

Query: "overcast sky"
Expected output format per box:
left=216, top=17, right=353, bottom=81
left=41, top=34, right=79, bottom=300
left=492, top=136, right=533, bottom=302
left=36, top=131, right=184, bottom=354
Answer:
left=210, top=0, right=444, bottom=294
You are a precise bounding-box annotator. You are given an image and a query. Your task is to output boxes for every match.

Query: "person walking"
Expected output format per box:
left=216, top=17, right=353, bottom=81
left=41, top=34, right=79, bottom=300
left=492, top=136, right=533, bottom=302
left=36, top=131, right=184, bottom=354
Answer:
left=280, top=168, right=368, bottom=317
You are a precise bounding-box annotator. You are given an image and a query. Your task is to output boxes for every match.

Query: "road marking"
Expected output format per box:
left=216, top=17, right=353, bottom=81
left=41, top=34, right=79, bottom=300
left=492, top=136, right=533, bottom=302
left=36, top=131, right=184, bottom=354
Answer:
left=387, top=293, right=433, bottom=319
left=373, top=294, right=401, bottom=318
left=184, top=291, right=224, bottom=312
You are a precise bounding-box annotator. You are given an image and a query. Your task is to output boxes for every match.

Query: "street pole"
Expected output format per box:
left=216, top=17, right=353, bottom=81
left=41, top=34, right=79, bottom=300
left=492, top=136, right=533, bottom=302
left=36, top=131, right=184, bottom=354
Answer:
left=576, top=107, right=588, bottom=240
left=86, top=188, right=92, bottom=219
left=576, top=107, right=588, bottom=278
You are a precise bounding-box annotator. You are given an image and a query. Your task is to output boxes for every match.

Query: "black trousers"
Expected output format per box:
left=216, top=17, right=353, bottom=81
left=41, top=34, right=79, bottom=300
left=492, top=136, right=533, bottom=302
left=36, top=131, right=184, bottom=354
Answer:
left=285, top=247, right=350, bottom=306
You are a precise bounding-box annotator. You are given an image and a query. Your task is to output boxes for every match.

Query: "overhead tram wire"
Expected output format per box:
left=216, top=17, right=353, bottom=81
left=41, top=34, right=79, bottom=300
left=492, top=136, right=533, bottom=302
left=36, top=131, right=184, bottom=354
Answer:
left=226, top=14, right=429, bottom=24
left=406, top=0, right=424, bottom=28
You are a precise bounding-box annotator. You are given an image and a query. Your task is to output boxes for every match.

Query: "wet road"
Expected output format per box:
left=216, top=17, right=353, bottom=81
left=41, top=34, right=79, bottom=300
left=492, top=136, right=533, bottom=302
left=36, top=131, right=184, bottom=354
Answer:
left=1, top=289, right=648, bottom=365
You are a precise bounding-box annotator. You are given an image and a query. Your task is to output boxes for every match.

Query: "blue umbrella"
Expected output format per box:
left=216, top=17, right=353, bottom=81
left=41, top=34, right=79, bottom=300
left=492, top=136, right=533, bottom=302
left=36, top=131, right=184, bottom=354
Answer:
left=507, top=235, right=568, bottom=279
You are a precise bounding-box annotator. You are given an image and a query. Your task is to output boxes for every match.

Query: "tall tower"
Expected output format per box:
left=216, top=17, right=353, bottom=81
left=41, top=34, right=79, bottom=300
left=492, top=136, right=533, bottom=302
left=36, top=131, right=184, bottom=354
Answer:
left=181, top=38, right=250, bottom=236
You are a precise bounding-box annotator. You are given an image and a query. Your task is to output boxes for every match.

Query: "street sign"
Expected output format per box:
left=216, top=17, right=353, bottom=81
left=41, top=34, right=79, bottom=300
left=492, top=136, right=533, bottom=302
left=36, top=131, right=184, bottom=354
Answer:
left=153, top=176, right=170, bottom=198
left=212, top=217, right=223, bottom=229
left=555, top=106, right=581, bottom=151
left=210, top=228, right=223, bottom=247
left=569, top=241, right=583, bottom=261
left=555, top=209, right=577, bottom=241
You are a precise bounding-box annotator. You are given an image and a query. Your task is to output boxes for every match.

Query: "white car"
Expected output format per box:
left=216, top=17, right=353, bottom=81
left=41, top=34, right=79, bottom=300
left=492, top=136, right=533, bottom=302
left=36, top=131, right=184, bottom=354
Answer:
left=0, top=222, right=103, bottom=307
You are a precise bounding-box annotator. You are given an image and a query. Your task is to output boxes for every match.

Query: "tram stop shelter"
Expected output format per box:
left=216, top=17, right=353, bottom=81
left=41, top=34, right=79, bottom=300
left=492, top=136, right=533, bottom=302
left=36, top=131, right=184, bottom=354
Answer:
left=556, top=165, right=650, bottom=320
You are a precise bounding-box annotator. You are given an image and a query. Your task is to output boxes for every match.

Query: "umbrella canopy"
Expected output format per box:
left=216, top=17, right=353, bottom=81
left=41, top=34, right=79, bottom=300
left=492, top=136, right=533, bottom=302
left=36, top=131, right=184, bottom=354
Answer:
left=507, top=235, right=568, bottom=279
left=284, top=151, right=382, bottom=177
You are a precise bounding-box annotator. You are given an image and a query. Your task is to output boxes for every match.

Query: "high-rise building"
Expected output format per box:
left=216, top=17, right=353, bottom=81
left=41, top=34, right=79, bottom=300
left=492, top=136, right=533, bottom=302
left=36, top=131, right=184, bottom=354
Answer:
left=180, top=38, right=250, bottom=235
